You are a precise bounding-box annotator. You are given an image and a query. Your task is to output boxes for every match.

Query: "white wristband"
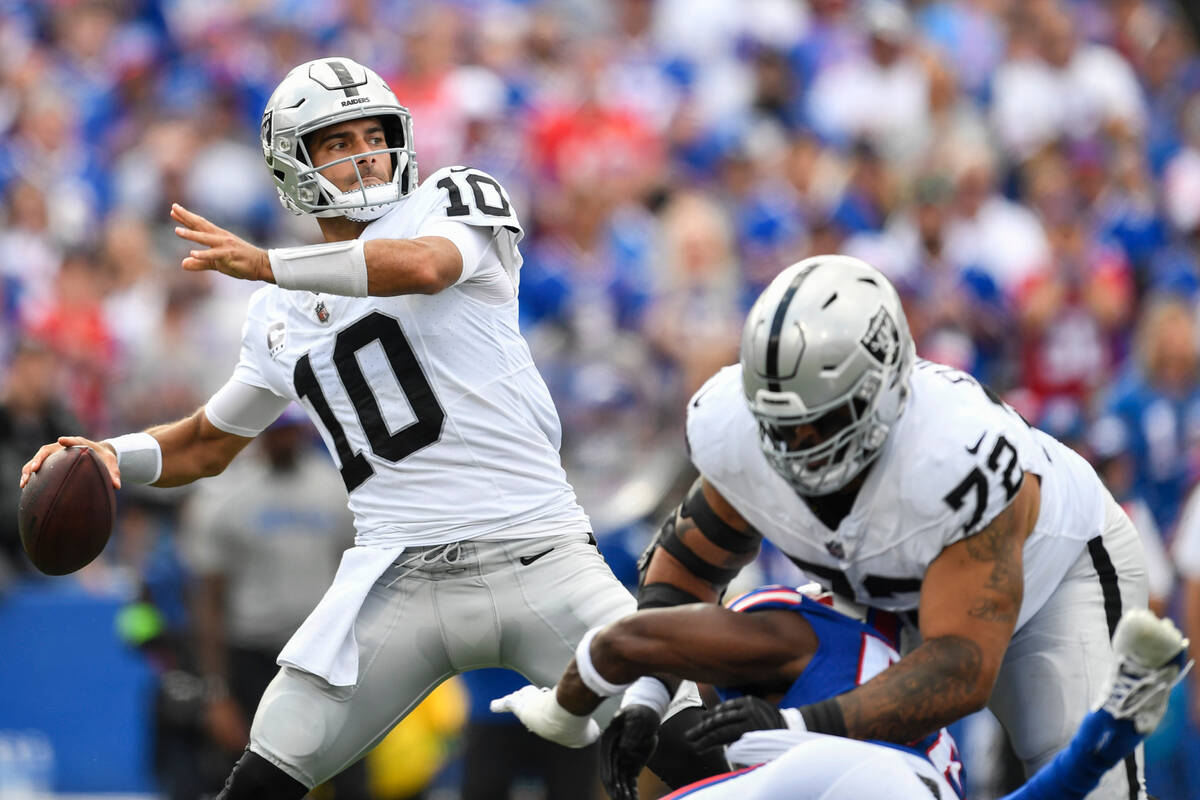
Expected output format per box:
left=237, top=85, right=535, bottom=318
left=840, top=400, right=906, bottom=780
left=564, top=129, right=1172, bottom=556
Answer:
left=780, top=707, right=806, bottom=730
left=104, top=432, right=162, bottom=485
left=268, top=239, right=368, bottom=297
left=620, top=676, right=671, bottom=718
left=575, top=627, right=634, bottom=697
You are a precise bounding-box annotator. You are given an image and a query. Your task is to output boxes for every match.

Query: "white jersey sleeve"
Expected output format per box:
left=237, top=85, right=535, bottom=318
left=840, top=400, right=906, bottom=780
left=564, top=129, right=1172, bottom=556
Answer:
left=895, top=361, right=1052, bottom=548
left=370, top=166, right=525, bottom=289
left=419, top=166, right=522, bottom=236
left=205, top=288, right=291, bottom=436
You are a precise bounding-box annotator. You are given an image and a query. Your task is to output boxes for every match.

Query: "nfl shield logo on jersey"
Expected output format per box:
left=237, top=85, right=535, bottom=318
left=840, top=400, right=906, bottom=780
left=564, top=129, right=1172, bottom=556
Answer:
left=825, top=540, right=846, bottom=559
left=314, top=300, right=330, bottom=323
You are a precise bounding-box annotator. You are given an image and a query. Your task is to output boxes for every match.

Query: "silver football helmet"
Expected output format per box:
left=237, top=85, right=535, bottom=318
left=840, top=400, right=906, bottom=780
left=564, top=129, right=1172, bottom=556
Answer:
left=261, top=57, right=418, bottom=222
left=741, top=255, right=914, bottom=496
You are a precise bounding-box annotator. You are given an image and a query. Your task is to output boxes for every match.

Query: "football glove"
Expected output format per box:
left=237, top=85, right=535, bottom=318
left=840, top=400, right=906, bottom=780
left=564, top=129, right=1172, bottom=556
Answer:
left=600, top=704, right=661, bottom=800
left=489, top=685, right=600, bottom=748
left=684, top=695, right=786, bottom=752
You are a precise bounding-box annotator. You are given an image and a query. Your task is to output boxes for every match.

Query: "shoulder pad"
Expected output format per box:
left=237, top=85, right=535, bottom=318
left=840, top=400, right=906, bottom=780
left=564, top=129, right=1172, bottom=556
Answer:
left=726, top=585, right=804, bottom=613
left=686, top=367, right=748, bottom=470
left=422, top=166, right=522, bottom=239
left=900, top=363, right=1044, bottom=542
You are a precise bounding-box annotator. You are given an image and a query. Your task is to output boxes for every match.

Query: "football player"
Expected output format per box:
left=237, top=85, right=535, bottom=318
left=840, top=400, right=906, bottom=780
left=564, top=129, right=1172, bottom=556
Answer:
left=493, top=595, right=1189, bottom=800
left=597, top=255, right=1152, bottom=800
left=20, top=58, right=718, bottom=796
left=494, top=582, right=966, bottom=799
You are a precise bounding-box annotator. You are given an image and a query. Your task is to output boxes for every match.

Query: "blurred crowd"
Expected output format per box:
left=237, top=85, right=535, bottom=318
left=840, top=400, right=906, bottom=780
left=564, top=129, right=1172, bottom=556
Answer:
left=4, top=0, right=1200, bottom=797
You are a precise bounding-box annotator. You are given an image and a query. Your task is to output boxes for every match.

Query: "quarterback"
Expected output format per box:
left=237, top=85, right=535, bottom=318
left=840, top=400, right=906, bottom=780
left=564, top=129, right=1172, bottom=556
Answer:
left=590, top=255, right=1152, bottom=800
left=20, top=58, right=716, bottom=795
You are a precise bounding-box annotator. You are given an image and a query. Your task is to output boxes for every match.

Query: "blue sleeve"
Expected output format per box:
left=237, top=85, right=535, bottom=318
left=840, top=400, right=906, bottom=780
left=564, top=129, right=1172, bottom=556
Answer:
left=1001, top=709, right=1143, bottom=800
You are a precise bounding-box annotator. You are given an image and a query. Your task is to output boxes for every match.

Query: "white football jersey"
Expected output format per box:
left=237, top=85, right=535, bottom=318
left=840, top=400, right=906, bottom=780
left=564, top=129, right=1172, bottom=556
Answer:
left=227, top=166, right=591, bottom=546
left=687, top=359, right=1108, bottom=629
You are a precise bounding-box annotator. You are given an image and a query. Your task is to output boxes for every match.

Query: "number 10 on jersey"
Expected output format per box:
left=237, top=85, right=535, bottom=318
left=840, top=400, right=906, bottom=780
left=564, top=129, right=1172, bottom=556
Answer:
left=294, top=312, right=446, bottom=491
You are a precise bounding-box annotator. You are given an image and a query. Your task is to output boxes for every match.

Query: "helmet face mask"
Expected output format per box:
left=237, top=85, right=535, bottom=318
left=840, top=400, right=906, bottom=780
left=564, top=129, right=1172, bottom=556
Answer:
left=262, top=58, right=418, bottom=222
left=741, top=255, right=914, bottom=496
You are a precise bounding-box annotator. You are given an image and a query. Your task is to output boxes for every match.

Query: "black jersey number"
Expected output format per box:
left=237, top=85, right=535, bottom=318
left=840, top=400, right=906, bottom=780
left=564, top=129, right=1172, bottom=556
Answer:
left=942, top=434, right=1023, bottom=536
left=437, top=168, right=512, bottom=218
left=293, top=312, right=445, bottom=492
left=786, top=555, right=922, bottom=600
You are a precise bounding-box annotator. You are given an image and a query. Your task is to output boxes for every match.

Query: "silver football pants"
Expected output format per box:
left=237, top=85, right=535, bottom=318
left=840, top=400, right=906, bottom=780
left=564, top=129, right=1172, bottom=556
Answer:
left=248, top=532, right=639, bottom=787
left=988, top=492, right=1149, bottom=800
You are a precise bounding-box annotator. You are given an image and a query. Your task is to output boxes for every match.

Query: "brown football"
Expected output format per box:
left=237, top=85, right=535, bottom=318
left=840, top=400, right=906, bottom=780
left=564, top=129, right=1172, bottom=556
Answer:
left=17, top=446, right=116, bottom=575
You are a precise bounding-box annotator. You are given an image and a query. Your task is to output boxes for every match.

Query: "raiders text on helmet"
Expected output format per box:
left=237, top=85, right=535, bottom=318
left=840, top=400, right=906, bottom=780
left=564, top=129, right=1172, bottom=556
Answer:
left=740, top=255, right=915, bottom=495
left=261, top=58, right=418, bottom=222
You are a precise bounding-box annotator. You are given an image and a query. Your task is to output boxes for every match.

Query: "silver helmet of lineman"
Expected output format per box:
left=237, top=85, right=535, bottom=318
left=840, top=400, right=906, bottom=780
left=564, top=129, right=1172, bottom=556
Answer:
left=261, top=57, right=417, bottom=222
left=741, top=255, right=914, bottom=496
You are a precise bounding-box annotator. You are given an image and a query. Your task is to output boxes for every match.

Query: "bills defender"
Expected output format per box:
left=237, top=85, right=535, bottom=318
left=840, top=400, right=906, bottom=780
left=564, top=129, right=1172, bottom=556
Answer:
left=593, top=255, right=1151, bottom=800
left=494, top=595, right=1188, bottom=799
left=20, top=58, right=716, bottom=795
left=494, top=583, right=966, bottom=799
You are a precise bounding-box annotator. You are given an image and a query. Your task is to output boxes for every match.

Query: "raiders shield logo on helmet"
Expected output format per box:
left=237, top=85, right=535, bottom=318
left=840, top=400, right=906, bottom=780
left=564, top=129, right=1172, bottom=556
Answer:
left=260, top=110, right=274, bottom=166
left=860, top=308, right=900, bottom=367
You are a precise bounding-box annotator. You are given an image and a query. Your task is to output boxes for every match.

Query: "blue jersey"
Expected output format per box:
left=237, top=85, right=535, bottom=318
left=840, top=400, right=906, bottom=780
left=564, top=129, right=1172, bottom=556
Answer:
left=720, top=586, right=965, bottom=799
left=1103, top=366, right=1200, bottom=531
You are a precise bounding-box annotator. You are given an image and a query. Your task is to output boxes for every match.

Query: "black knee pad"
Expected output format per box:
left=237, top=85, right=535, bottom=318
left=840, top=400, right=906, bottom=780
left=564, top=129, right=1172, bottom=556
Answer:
left=216, top=749, right=308, bottom=800
left=648, top=705, right=731, bottom=789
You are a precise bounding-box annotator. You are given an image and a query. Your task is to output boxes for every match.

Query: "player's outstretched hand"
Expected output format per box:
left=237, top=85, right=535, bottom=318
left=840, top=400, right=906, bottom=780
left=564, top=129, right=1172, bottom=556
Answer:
left=171, top=203, right=272, bottom=283
left=20, top=437, right=120, bottom=489
left=685, top=696, right=786, bottom=752
left=600, top=704, right=660, bottom=800
left=490, top=685, right=600, bottom=748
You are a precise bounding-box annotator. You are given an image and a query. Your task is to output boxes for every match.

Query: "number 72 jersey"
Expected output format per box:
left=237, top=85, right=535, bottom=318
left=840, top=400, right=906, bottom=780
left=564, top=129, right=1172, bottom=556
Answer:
left=686, top=360, right=1109, bottom=629
left=225, top=166, right=592, bottom=546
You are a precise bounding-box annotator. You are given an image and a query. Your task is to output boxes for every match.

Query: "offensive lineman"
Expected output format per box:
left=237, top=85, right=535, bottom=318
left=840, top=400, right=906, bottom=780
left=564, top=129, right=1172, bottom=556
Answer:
left=590, top=255, right=1151, bottom=800
left=19, top=58, right=716, bottom=795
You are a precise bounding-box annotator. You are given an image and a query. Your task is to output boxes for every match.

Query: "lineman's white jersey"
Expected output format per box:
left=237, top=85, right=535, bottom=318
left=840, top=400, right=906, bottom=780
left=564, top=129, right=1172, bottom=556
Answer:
left=211, top=166, right=591, bottom=547
left=687, top=359, right=1108, bottom=629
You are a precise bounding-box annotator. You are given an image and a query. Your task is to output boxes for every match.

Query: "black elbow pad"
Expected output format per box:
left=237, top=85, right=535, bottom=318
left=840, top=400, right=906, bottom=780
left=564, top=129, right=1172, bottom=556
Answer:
left=638, top=504, right=742, bottom=589
left=637, top=582, right=705, bottom=610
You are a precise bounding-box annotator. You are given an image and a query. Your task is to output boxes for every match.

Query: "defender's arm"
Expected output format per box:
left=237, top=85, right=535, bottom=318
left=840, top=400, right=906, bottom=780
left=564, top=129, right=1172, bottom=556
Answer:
left=555, top=604, right=817, bottom=715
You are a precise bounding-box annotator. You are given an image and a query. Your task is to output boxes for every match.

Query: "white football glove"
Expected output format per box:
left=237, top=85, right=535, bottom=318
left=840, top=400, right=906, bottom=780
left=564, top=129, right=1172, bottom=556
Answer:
left=490, top=685, right=601, bottom=748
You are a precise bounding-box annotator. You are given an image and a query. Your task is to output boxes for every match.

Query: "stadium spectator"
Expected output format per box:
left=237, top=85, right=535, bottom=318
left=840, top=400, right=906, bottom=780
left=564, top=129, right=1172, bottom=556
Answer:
left=1100, top=295, right=1200, bottom=533
left=0, top=338, right=77, bottom=577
